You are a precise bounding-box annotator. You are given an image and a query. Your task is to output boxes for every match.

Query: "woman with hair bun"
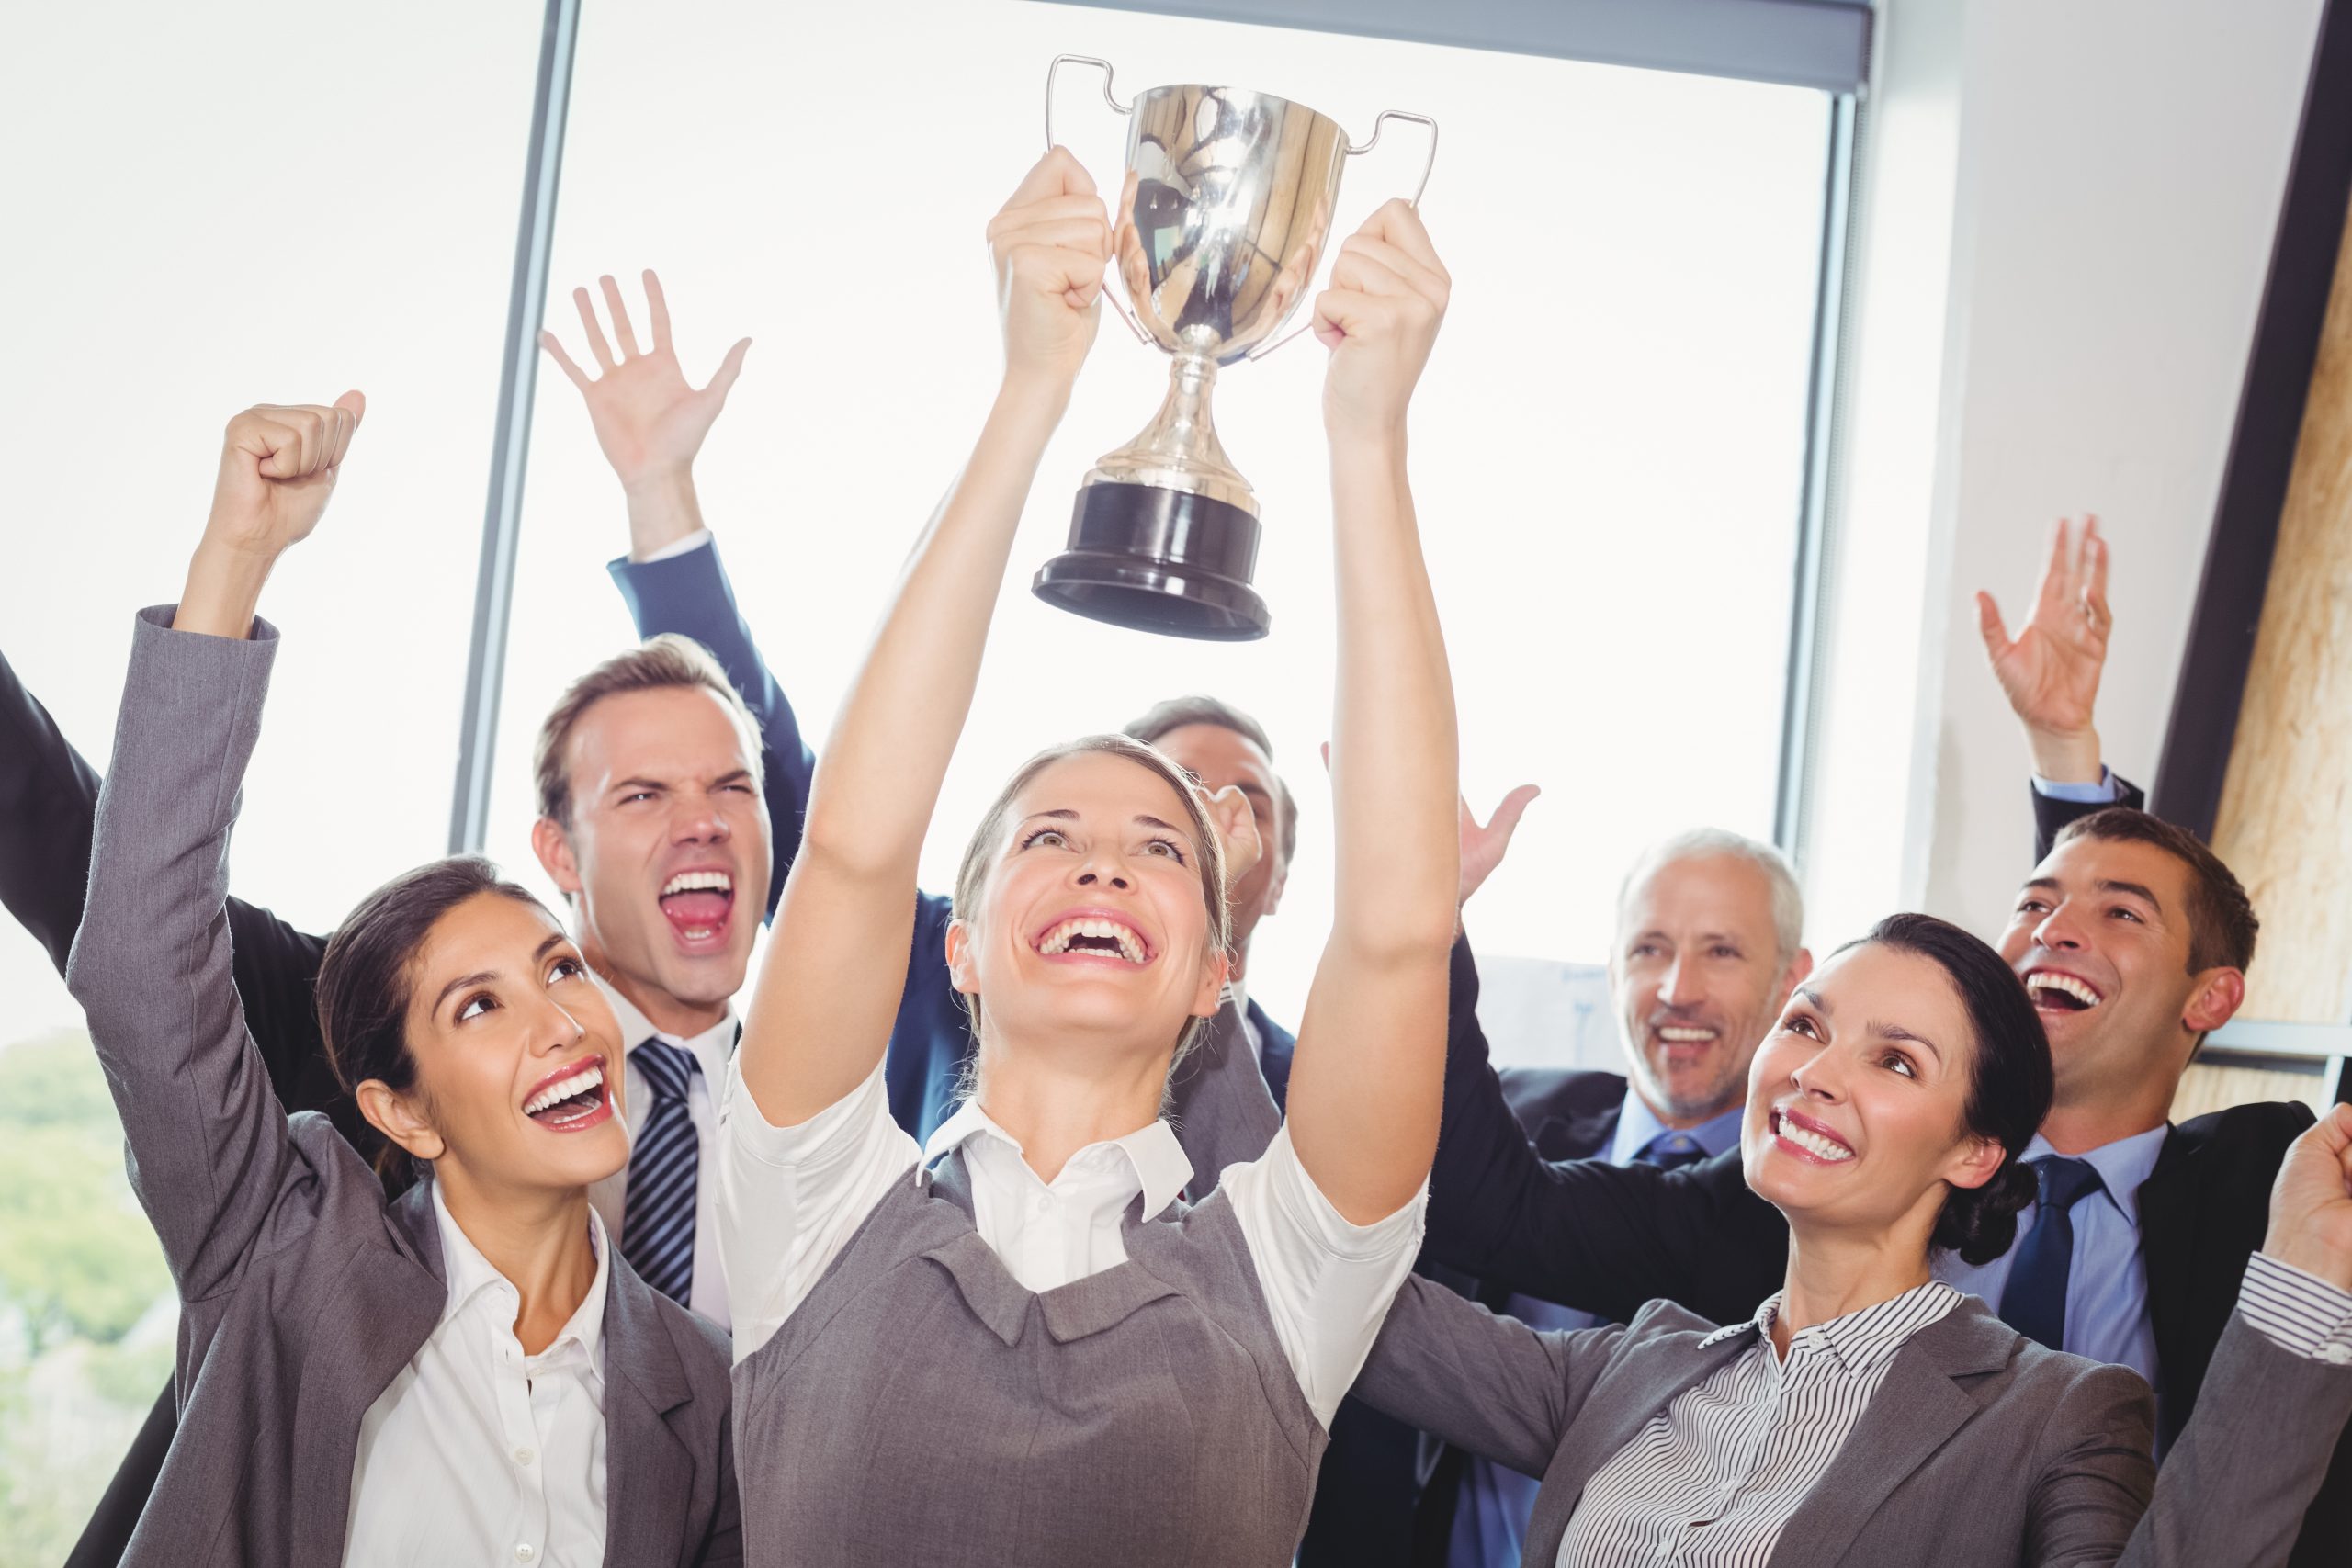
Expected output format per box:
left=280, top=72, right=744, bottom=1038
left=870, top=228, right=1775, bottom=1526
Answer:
left=1357, top=912, right=2352, bottom=1565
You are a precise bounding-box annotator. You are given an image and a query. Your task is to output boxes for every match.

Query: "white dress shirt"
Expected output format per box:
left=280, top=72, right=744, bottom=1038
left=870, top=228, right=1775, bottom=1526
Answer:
left=344, top=1183, right=610, bottom=1568
left=717, top=1057, right=1426, bottom=1427
left=586, top=974, right=737, bottom=1326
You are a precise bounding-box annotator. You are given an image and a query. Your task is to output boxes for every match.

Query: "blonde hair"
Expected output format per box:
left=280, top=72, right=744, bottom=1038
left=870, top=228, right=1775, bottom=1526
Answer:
left=952, top=735, right=1233, bottom=1062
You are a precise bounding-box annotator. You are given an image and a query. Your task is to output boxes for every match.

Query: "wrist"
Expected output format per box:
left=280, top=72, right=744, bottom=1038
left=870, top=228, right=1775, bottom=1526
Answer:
left=175, top=539, right=278, bottom=639
left=622, top=466, right=703, bottom=560
left=2027, top=726, right=2102, bottom=785
left=1327, top=418, right=1408, bottom=465
left=2261, top=1241, right=2352, bottom=1295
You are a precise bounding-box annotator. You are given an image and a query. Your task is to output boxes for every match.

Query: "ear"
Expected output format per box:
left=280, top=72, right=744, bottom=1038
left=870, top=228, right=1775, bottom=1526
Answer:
left=2182, top=966, right=2246, bottom=1036
left=356, top=1078, right=445, bottom=1166
left=1781, top=946, right=1815, bottom=998
left=1191, top=944, right=1233, bottom=1019
left=944, top=918, right=980, bottom=998
left=1943, top=1133, right=2007, bottom=1195
left=531, top=816, right=583, bottom=897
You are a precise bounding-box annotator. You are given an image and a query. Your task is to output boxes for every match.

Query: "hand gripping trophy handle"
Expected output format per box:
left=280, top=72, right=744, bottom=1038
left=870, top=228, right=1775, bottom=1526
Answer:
left=1045, top=55, right=1152, bottom=346
left=1248, top=109, right=1440, bottom=361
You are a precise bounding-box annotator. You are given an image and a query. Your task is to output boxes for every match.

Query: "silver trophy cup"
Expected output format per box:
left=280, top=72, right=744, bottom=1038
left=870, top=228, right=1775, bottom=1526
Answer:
left=1032, top=55, right=1436, bottom=640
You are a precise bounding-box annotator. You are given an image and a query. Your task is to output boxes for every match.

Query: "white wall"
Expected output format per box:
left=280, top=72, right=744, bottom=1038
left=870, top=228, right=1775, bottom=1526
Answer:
left=1804, top=0, right=2326, bottom=948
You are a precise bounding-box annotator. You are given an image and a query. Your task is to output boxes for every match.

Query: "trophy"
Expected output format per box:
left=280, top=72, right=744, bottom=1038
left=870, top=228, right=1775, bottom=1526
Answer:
left=1032, top=56, right=1436, bottom=640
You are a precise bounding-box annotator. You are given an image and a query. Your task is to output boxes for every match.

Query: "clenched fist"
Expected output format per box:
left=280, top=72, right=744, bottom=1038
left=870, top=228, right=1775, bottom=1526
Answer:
left=2264, top=1103, right=2352, bottom=1293
left=987, top=148, right=1114, bottom=397
left=203, top=393, right=368, bottom=560
left=175, top=391, right=365, bottom=640
left=1313, top=200, right=1450, bottom=445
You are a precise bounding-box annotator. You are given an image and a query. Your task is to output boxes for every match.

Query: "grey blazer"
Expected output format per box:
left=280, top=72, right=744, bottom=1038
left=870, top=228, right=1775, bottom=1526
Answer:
left=1359, top=1276, right=2352, bottom=1566
left=64, top=609, right=741, bottom=1568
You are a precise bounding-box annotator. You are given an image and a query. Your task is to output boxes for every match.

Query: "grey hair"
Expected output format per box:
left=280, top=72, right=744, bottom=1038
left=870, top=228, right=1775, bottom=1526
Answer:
left=1614, top=828, right=1804, bottom=966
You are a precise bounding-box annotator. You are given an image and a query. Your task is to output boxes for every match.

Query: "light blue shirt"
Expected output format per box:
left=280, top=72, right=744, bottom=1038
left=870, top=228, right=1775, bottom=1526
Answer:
left=1938, top=1123, right=2169, bottom=1396
left=2030, top=766, right=2126, bottom=805
left=1448, top=1094, right=1744, bottom=1568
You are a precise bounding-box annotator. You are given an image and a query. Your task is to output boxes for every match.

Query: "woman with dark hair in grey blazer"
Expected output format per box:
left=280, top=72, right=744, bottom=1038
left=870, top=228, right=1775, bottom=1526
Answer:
left=65, top=396, right=739, bottom=1568
left=1360, top=912, right=2352, bottom=1566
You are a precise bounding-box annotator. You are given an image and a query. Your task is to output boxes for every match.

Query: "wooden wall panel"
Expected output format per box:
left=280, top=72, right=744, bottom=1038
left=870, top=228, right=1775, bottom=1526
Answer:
left=2211, top=201, right=2352, bottom=1024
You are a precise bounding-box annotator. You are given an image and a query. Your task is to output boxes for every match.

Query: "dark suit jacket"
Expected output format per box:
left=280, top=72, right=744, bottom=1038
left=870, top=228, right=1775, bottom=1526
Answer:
left=68, top=612, right=738, bottom=1567
left=1420, top=780, right=2347, bottom=1564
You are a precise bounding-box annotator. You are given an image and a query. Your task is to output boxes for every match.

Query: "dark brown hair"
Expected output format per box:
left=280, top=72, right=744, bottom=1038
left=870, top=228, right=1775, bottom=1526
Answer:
left=532, top=634, right=763, bottom=828
left=316, top=856, right=547, bottom=1186
left=2052, top=807, right=2258, bottom=974
left=1123, top=694, right=1298, bottom=870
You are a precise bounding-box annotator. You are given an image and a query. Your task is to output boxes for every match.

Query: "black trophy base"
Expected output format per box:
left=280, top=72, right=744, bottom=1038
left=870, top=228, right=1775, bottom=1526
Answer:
left=1032, top=480, right=1271, bottom=641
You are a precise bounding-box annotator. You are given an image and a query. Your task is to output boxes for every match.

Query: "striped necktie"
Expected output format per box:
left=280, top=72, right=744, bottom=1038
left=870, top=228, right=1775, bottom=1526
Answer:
left=620, top=1038, right=702, bottom=1305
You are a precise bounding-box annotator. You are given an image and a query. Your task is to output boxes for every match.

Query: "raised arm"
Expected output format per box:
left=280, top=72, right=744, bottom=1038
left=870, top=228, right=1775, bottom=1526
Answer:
left=1281, top=203, right=1460, bottom=1224
left=735, top=152, right=1110, bottom=1125
left=1422, top=928, right=1790, bottom=1325
left=64, top=394, right=363, bottom=1299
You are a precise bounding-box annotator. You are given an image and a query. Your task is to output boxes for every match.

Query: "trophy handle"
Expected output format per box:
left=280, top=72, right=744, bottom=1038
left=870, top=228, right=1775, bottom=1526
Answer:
left=1044, top=54, right=1151, bottom=347
left=1247, top=108, right=1442, bottom=362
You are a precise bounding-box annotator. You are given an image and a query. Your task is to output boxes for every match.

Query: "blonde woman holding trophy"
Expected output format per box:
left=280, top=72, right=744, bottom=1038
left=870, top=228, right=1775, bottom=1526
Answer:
left=715, top=145, right=1458, bottom=1563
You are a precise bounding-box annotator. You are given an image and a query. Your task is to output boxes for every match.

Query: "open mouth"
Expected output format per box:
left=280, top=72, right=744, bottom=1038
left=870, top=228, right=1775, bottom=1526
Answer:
left=1654, top=1024, right=1719, bottom=1047
left=522, top=1055, right=612, bottom=1131
left=1034, top=914, right=1152, bottom=965
left=659, top=869, right=734, bottom=949
left=2024, top=969, right=2104, bottom=1014
left=1770, top=1106, right=1855, bottom=1164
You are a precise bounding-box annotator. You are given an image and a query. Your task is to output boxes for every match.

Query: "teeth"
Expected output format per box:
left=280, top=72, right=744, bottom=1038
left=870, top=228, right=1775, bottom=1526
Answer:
left=1657, top=1026, right=1717, bottom=1043
left=1036, top=917, right=1147, bottom=964
left=1776, top=1113, right=1853, bottom=1162
left=524, top=1064, right=603, bottom=1116
left=661, top=870, right=733, bottom=897
left=2028, top=972, right=2101, bottom=1008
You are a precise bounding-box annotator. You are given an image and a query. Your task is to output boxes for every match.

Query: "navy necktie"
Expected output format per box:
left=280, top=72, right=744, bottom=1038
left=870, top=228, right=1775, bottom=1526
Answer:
left=1639, top=1133, right=1710, bottom=1171
left=620, top=1039, right=702, bottom=1305
left=1998, top=1156, right=2103, bottom=1351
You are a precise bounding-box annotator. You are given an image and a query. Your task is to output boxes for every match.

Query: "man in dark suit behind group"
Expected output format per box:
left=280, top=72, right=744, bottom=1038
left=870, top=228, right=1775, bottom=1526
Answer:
left=1418, top=518, right=2346, bottom=1566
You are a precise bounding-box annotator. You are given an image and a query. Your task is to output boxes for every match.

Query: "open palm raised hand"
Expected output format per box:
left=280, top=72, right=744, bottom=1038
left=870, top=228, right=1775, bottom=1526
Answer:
left=1975, top=515, right=2110, bottom=781
left=540, top=269, right=751, bottom=491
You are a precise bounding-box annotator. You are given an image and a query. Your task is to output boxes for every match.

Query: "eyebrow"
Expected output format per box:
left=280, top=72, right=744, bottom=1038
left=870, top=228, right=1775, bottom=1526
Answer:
left=1795, top=986, right=1829, bottom=1012
left=1869, top=1022, right=1943, bottom=1061
left=1020, top=808, right=1191, bottom=836
left=432, top=933, right=568, bottom=1014
left=2018, top=874, right=2163, bottom=913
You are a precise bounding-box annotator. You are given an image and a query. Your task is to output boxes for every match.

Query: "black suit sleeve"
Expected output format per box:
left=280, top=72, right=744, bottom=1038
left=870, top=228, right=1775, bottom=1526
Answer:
left=1, top=646, right=345, bottom=1127
left=2031, top=773, right=2145, bottom=863
left=1422, top=930, right=1789, bottom=1327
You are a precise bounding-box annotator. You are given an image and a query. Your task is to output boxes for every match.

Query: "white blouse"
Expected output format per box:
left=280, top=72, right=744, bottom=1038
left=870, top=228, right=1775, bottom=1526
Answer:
left=716, top=1056, right=1425, bottom=1427
left=343, top=1183, right=610, bottom=1568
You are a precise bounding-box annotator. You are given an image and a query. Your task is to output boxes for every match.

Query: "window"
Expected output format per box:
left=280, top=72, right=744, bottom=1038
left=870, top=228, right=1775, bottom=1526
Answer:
left=484, top=0, right=1836, bottom=1028
left=0, top=4, right=547, bottom=1554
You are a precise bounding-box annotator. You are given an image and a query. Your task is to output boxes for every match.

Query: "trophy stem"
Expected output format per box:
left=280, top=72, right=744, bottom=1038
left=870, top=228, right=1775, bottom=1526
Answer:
left=1086, top=351, right=1255, bottom=513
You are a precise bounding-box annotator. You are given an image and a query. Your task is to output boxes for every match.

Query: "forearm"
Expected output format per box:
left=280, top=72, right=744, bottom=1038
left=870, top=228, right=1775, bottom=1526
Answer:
left=2026, top=722, right=2103, bottom=785
left=1286, top=434, right=1460, bottom=1222
left=173, top=541, right=277, bottom=640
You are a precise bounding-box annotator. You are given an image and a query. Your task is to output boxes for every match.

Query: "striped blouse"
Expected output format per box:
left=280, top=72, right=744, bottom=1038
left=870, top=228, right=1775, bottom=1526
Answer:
left=1557, top=1279, right=1963, bottom=1567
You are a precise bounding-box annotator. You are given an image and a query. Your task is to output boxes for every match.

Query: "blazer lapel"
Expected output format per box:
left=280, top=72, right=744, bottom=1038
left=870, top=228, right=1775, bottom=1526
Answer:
left=602, top=1259, right=698, bottom=1568
left=288, top=1181, right=447, bottom=1564
left=1525, top=1322, right=1761, bottom=1559
left=1768, top=1301, right=2015, bottom=1568
left=2134, top=1128, right=2200, bottom=1439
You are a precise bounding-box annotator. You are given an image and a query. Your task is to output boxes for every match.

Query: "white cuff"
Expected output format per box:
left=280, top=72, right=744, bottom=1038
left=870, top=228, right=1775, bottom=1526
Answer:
left=635, top=527, right=715, bottom=565
left=2239, top=1252, right=2352, bottom=1365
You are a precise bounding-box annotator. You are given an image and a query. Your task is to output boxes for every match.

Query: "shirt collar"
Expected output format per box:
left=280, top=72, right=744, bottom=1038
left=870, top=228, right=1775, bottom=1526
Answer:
left=921, top=1099, right=1196, bottom=1222
left=1699, top=1280, right=1964, bottom=1374
left=589, top=969, right=738, bottom=1067
left=2018, top=1122, right=2168, bottom=1228
left=427, top=1179, right=610, bottom=1368
left=1608, top=1093, right=1744, bottom=1167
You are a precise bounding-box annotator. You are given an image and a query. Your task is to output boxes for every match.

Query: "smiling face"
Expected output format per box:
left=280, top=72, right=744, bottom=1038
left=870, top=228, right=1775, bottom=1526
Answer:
left=364, top=891, right=632, bottom=1193
left=1148, top=721, right=1289, bottom=961
left=1999, top=834, right=2243, bottom=1120
left=1612, top=852, right=1809, bottom=1128
left=533, top=685, right=772, bottom=1037
left=1741, top=942, right=2005, bottom=1249
left=946, top=749, right=1228, bottom=1074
